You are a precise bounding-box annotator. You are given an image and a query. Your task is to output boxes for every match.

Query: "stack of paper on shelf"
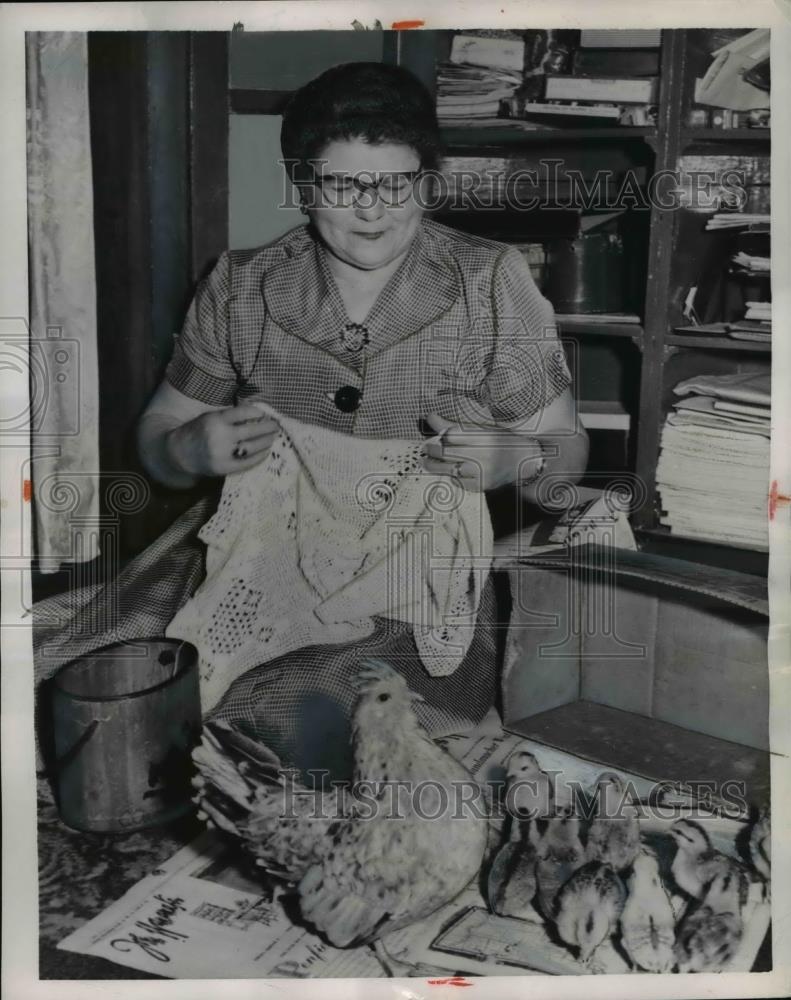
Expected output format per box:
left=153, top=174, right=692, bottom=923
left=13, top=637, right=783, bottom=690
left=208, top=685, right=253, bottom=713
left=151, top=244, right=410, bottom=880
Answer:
left=436, top=63, right=524, bottom=123
left=656, top=371, right=770, bottom=549
left=437, top=34, right=525, bottom=125
left=732, top=251, right=770, bottom=273
left=706, top=213, right=770, bottom=230
left=744, top=300, right=771, bottom=322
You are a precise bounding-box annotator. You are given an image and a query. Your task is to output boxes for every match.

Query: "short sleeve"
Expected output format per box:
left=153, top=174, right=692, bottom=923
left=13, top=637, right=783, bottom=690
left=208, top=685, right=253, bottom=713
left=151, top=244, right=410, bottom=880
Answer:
left=485, top=247, right=572, bottom=425
left=165, top=252, right=239, bottom=405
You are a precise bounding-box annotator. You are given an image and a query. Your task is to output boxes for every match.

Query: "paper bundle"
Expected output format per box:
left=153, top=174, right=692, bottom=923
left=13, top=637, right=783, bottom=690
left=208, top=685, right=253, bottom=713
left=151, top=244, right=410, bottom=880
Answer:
left=436, top=62, right=523, bottom=123
left=656, top=372, right=770, bottom=549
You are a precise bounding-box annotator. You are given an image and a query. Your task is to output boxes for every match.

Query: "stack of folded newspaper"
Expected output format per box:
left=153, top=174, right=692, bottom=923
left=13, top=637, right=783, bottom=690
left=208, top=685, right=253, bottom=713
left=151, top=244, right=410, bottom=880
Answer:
left=437, top=34, right=524, bottom=125
left=656, top=371, right=770, bottom=549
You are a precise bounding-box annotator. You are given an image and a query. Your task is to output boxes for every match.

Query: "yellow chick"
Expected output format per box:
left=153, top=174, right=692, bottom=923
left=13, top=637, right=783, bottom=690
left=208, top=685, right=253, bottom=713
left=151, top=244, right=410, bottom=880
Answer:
left=504, top=749, right=554, bottom=841
left=749, top=806, right=770, bottom=890
left=668, top=818, right=745, bottom=900
left=533, top=805, right=588, bottom=922
left=585, top=772, right=641, bottom=871
left=673, top=868, right=747, bottom=973
left=554, top=861, right=626, bottom=965
left=487, top=840, right=538, bottom=920
left=529, top=802, right=585, bottom=863
left=620, top=848, right=676, bottom=973
left=487, top=750, right=549, bottom=919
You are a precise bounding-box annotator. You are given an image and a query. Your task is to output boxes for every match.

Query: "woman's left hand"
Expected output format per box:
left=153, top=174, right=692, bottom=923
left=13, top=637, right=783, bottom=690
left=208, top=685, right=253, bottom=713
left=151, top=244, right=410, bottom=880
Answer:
left=421, top=413, right=543, bottom=493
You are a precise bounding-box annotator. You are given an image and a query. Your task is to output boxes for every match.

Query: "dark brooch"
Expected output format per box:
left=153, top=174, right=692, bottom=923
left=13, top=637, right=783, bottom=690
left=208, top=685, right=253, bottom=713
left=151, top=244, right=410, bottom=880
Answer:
left=340, top=322, right=370, bottom=353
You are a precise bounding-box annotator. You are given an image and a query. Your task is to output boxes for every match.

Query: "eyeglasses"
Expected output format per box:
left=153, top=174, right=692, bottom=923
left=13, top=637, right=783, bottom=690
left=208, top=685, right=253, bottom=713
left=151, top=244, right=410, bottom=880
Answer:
left=301, top=170, right=422, bottom=208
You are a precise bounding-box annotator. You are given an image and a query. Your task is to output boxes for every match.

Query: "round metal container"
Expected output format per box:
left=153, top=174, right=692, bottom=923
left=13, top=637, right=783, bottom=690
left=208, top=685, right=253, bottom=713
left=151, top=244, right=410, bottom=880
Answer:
left=545, top=232, right=627, bottom=314
left=51, top=639, right=201, bottom=833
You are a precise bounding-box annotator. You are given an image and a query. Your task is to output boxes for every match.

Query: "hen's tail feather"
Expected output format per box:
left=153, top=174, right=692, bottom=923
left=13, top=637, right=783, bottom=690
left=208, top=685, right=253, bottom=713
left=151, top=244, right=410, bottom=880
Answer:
left=299, top=865, right=387, bottom=947
left=193, top=732, right=261, bottom=812
left=193, top=723, right=348, bottom=883
left=204, top=720, right=284, bottom=775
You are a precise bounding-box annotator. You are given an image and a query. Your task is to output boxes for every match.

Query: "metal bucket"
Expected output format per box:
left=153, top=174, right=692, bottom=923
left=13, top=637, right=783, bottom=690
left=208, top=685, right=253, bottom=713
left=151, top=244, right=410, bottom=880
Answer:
left=51, top=639, right=201, bottom=833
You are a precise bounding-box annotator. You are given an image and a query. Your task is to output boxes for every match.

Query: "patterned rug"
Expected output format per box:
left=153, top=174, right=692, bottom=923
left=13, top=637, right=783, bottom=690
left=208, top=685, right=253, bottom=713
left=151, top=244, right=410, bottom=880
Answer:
left=37, top=777, right=202, bottom=976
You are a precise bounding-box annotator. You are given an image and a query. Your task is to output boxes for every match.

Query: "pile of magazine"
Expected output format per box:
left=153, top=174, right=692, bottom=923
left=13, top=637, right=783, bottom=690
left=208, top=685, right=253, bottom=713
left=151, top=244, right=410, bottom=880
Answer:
left=656, top=371, right=770, bottom=549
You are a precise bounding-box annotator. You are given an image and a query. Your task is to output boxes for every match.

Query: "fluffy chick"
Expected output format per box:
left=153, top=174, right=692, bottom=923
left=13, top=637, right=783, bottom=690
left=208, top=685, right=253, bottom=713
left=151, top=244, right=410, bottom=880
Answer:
left=555, top=861, right=626, bottom=965
left=487, top=751, right=548, bottom=919
left=503, top=749, right=554, bottom=841
left=487, top=841, right=538, bottom=920
left=193, top=658, right=488, bottom=950
left=749, top=806, right=770, bottom=884
left=669, top=818, right=746, bottom=900
left=529, top=802, right=585, bottom=864
left=533, top=804, right=587, bottom=922
left=585, top=772, right=641, bottom=871
left=673, top=868, right=747, bottom=973
left=620, top=848, right=676, bottom=973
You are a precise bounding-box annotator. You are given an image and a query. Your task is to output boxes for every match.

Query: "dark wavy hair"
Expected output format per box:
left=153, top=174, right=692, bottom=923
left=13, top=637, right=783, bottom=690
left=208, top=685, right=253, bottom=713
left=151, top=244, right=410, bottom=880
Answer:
left=281, top=62, right=441, bottom=181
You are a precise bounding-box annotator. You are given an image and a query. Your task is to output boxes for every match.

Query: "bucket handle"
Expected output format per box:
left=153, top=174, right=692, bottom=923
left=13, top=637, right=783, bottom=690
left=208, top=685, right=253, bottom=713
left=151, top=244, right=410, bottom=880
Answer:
left=37, top=719, right=99, bottom=779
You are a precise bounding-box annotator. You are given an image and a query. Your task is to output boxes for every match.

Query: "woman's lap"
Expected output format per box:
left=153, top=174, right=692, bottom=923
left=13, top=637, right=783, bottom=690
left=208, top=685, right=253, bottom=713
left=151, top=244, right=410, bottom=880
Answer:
left=209, top=574, right=500, bottom=781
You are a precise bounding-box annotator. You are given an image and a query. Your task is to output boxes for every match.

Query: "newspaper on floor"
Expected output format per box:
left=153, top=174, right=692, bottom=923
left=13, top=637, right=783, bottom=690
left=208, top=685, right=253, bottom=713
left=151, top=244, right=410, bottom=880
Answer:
left=57, top=714, right=770, bottom=978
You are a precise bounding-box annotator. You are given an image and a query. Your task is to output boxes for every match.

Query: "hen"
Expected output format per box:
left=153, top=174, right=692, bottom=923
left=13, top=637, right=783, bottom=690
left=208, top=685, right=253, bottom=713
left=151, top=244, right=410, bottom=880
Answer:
left=192, top=658, right=489, bottom=957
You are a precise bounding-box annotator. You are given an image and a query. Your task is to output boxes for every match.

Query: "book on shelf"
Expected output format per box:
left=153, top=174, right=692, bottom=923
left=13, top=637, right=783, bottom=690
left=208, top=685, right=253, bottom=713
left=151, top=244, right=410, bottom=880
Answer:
left=438, top=116, right=562, bottom=132
left=544, top=74, right=658, bottom=103
left=579, top=29, right=661, bottom=48
left=520, top=101, right=622, bottom=124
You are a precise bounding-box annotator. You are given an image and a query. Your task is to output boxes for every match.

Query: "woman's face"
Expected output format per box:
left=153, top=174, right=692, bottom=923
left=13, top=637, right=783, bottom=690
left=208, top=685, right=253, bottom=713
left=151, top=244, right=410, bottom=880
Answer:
left=303, top=138, right=424, bottom=272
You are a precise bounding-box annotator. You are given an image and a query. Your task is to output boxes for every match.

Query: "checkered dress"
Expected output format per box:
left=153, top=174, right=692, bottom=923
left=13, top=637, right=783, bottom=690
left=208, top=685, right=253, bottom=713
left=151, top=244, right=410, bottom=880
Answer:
left=34, top=220, right=571, bottom=779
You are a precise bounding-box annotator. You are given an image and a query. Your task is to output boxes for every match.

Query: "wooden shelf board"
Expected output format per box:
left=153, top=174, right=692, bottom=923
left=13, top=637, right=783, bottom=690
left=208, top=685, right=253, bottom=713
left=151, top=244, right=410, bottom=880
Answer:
left=665, top=334, right=771, bottom=352
left=441, top=125, right=656, bottom=149
left=681, top=127, right=770, bottom=143
left=507, top=700, right=770, bottom=809
left=635, top=526, right=769, bottom=577
left=558, top=315, right=643, bottom=341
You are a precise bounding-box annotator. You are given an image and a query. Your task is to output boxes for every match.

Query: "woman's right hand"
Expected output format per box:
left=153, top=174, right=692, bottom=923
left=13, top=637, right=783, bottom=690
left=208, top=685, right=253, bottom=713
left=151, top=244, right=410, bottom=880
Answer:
left=166, top=404, right=279, bottom=478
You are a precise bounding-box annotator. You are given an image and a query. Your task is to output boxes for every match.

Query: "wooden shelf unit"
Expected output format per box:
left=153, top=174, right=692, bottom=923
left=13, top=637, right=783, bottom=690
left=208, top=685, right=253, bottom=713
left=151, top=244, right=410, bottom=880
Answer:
left=395, top=29, right=770, bottom=569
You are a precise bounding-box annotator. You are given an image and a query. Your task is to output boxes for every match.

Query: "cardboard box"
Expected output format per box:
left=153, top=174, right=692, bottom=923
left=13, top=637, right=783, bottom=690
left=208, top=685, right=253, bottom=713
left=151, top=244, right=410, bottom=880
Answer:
left=497, top=542, right=770, bottom=809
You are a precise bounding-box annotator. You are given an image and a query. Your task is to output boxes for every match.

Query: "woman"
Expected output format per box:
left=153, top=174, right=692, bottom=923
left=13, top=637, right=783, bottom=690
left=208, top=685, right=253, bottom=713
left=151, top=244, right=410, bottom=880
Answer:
left=38, top=62, right=588, bottom=780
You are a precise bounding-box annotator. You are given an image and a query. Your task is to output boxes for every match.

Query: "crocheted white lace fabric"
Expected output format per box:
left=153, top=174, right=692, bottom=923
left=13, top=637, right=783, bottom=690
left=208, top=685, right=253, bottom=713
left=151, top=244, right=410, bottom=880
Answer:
left=166, top=403, right=494, bottom=711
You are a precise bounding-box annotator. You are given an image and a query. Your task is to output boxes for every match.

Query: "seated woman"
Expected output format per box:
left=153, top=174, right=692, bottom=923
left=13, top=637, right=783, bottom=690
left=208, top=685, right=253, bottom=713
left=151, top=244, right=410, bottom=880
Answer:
left=37, top=62, right=588, bottom=781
